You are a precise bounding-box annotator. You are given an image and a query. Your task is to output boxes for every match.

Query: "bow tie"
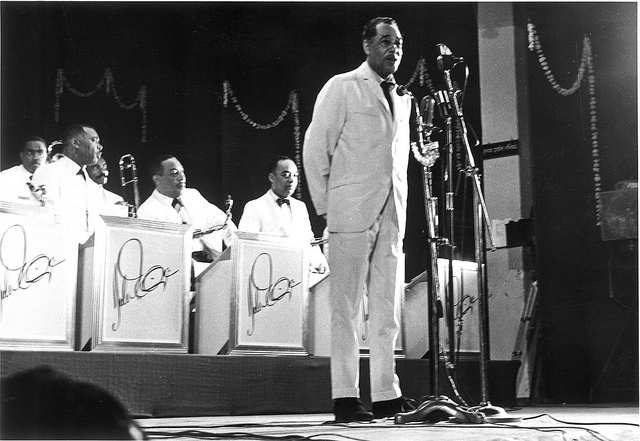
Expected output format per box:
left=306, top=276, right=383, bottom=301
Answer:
left=276, top=197, right=290, bottom=206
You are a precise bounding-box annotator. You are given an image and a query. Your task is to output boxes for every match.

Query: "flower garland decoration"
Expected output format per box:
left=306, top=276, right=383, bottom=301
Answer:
left=403, top=57, right=437, bottom=95
left=221, top=58, right=437, bottom=199
left=55, top=68, right=148, bottom=143
left=223, top=80, right=302, bottom=198
left=527, top=20, right=601, bottom=225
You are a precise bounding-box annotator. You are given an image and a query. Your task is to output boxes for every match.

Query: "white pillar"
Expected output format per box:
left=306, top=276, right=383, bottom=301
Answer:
left=477, top=3, right=532, bottom=397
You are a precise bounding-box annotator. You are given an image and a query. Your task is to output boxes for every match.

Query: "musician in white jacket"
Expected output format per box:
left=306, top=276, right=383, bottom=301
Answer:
left=0, top=136, right=47, bottom=204
left=137, top=154, right=237, bottom=262
left=239, top=155, right=327, bottom=273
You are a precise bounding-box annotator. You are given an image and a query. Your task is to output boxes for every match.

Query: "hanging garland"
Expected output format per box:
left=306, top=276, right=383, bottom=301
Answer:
left=403, top=57, right=437, bottom=95
left=55, top=68, right=148, bottom=143
left=221, top=59, right=436, bottom=200
left=223, top=80, right=302, bottom=199
left=527, top=20, right=601, bottom=225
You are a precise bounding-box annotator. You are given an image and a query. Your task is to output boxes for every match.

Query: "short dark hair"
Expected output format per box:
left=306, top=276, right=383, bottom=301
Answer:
left=149, top=153, right=177, bottom=178
left=362, top=17, right=398, bottom=42
left=62, top=124, right=95, bottom=144
left=21, top=136, right=46, bottom=151
left=267, top=155, right=294, bottom=175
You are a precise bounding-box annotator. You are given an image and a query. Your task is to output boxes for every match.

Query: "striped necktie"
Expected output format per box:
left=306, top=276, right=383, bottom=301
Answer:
left=172, top=197, right=191, bottom=224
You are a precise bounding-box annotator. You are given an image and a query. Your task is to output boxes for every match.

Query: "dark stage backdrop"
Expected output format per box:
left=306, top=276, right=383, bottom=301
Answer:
left=0, top=2, right=482, bottom=281
left=518, top=3, right=638, bottom=403
left=3, top=2, right=637, bottom=405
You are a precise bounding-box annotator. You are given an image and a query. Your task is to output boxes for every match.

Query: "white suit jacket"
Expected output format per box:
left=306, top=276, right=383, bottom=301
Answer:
left=98, top=187, right=128, bottom=217
left=137, top=188, right=237, bottom=253
left=239, top=189, right=328, bottom=269
left=0, top=164, right=38, bottom=204
left=31, top=155, right=104, bottom=244
left=303, top=61, right=411, bottom=236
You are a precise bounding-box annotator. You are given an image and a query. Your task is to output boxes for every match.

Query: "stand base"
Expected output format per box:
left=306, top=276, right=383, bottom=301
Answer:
left=470, top=402, right=522, bottom=423
left=394, top=396, right=485, bottom=424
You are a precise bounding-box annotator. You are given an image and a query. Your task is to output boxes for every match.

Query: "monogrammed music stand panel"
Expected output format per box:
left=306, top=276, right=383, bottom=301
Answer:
left=0, top=203, right=78, bottom=350
left=90, top=216, right=191, bottom=352
left=229, top=231, right=309, bottom=356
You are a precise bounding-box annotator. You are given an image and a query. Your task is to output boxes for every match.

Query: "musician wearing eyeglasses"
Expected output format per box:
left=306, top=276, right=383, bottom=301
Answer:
left=0, top=136, right=47, bottom=204
left=238, top=155, right=327, bottom=274
left=137, top=154, right=237, bottom=263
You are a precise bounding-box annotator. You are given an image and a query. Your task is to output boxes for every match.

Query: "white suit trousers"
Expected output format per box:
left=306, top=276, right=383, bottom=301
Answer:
left=328, top=191, right=403, bottom=402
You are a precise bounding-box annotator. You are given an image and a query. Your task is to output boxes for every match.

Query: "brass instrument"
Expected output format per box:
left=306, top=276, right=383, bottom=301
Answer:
left=119, top=154, right=140, bottom=217
left=192, top=195, right=233, bottom=238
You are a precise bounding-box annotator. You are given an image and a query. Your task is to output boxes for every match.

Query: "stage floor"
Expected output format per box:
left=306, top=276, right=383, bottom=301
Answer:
left=137, top=405, right=640, bottom=441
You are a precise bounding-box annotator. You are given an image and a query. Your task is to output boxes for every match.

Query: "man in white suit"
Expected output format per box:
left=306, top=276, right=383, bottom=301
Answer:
left=303, top=16, right=415, bottom=422
left=239, top=155, right=327, bottom=273
left=137, top=154, right=237, bottom=263
left=31, top=124, right=104, bottom=245
left=0, top=136, right=47, bottom=204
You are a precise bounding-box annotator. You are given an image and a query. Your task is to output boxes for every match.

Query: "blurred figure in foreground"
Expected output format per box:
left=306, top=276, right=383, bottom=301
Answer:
left=1, top=365, right=145, bottom=440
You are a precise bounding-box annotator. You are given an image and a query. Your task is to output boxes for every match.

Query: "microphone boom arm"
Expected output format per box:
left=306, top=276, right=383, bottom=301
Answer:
left=441, top=60, right=496, bottom=251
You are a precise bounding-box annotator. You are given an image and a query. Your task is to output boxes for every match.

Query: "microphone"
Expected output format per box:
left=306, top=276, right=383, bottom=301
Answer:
left=437, top=43, right=464, bottom=71
left=396, top=84, right=411, bottom=97
left=421, top=95, right=435, bottom=128
left=434, top=90, right=452, bottom=119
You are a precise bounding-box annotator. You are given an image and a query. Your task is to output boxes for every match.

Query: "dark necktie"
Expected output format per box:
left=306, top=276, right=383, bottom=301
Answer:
left=381, top=80, right=395, bottom=117
left=276, top=197, right=290, bottom=206
left=77, top=169, right=89, bottom=231
left=172, top=197, right=189, bottom=224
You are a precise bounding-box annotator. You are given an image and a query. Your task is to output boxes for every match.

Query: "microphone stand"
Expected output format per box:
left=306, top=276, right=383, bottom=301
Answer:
left=395, top=45, right=521, bottom=425
left=435, top=89, right=459, bottom=371
left=394, top=88, right=483, bottom=425
left=439, top=48, right=520, bottom=423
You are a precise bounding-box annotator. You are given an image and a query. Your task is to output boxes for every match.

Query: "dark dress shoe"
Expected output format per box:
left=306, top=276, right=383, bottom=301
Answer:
left=333, top=398, right=373, bottom=422
left=371, top=396, right=417, bottom=419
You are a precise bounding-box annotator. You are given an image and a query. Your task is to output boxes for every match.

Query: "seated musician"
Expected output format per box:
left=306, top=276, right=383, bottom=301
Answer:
left=0, top=135, right=47, bottom=204
left=137, top=154, right=237, bottom=263
left=239, top=155, right=327, bottom=274
left=86, top=157, right=128, bottom=216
